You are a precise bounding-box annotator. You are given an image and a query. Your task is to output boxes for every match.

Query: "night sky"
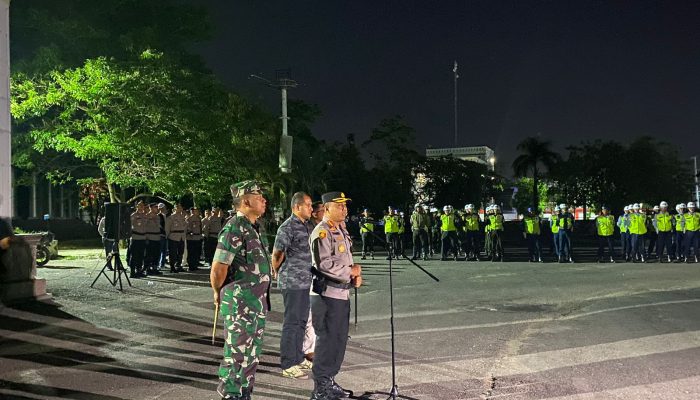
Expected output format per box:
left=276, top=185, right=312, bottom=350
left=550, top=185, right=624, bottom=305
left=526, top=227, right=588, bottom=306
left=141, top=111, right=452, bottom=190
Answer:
left=198, top=1, right=700, bottom=173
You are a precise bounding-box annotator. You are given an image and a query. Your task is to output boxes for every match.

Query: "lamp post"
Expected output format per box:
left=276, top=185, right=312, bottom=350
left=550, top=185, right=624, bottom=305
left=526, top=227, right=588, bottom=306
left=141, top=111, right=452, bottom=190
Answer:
left=0, top=0, right=11, bottom=218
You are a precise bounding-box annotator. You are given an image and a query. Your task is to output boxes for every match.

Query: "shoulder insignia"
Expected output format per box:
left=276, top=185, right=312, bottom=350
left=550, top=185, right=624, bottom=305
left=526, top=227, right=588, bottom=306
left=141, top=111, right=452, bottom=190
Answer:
left=318, top=230, right=327, bottom=239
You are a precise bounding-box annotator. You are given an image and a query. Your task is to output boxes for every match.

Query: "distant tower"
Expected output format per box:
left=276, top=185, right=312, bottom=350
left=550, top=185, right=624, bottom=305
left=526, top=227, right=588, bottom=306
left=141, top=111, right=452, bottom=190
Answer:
left=453, top=60, right=459, bottom=147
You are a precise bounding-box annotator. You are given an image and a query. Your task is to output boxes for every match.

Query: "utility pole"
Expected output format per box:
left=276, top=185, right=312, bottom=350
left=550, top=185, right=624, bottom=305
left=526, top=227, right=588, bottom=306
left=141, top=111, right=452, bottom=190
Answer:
left=250, top=69, right=298, bottom=173
left=0, top=0, right=11, bottom=218
left=453, top=61, right=458, bottom=147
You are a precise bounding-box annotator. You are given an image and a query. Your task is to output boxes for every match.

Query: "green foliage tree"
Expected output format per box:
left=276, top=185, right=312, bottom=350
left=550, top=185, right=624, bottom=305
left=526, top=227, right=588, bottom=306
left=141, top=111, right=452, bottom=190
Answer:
left=413, top=156, right=488, bottom=209
left=512, top=137, right=561, bottom=211
left=11, top=52, right=278, bottom=203
left=511, top=177, right=551, bottom=215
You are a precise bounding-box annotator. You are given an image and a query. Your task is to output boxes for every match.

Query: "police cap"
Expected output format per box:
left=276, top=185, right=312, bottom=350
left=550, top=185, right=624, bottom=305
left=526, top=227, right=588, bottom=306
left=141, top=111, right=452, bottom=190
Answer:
left=321, top=191, right=351, bottom=204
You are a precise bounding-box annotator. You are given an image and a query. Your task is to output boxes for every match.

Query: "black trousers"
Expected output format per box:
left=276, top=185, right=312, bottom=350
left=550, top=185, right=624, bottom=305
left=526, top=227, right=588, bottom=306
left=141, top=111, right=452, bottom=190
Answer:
left=597, top=235, right=615, bottom=259
left=128, top=239, right=146, bottom=273
left=441, top=231, right=458, bottom=258
left=280, top=289, right=310, bottom=369
left=168, top=239, right=185, bottom=268
left=527, top=234, right=541, bottom=260
left=145, top=239, right=160, bottom=269
left=656, top=231, right=673, bottom=258
left=186, top=239, right=202, bottom=268
left=311, top=295, right=350, bottom=384
left=463, top=230, right=480, bottom=258
left=204, top=237, right=218, bottom=264
left=361, top=232, right=374, bottom=255
left=385, top=233, right=399, bottom=257
left=412, top=230, right=428, bottom=258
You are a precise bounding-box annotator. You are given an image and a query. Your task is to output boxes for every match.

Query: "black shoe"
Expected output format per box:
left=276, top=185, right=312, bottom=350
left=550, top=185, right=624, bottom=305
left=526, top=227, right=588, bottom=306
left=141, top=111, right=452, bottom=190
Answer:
left=440, top=257, right=449, bottom=261
left=329, top=379, right=353, bottom=398
left=386, top=256, right=392, bottom=260
left=170, top=268, right=179, bottom=273
left=150, top=269, right=162, bottom=275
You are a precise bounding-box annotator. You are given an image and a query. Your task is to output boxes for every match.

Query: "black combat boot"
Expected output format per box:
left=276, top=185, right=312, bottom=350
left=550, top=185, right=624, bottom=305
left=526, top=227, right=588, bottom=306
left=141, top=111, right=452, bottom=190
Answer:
left=328, top=377, right=353, bottom=398
left=309, top=380, right=337, bottom=400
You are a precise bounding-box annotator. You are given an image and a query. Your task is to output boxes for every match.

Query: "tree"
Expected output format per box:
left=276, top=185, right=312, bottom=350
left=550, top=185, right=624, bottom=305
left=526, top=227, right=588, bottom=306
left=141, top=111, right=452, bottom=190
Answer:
left=512, top=177, right=551, bottom=215
left=512, top=137, right=561, bottom=211
left=11, top=52, right=278, bottom=203
left=413, top=156, right=488, bottom=209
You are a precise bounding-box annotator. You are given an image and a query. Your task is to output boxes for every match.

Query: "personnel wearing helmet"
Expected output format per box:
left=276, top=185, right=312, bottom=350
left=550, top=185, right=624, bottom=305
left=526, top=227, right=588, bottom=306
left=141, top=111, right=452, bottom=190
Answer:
left=397, top=210, right=406, bottom=255
left=681, top=202, right=700, bottom=263
left=410, top=204, right=430, bottom=261
left=440, top=205, right=459, bottom=260
left=523, top=207, right=542, bottom=262
left=549, top=205, right=561, bottom=261
left=673, top=203, right=686, bottom=262
left=383, top=207, right=399, bottom=260
left=645, top=204, right=658, bottom=257
left=462, top=204, right=481, bottom=261
left=653, top=202, right=673, bottom=262
left=430, top=207, right=441, bottom=257
left=595, top=205, right=616, bottom=263
left=629, top=203, right=648, bottom=262
left=486, top=205, right=505, bottom=261
left=557, top=203, right=574, bottom=263
left=359, top=209, right=375, bottom=260
left=618, top=205, right=632, bottom=261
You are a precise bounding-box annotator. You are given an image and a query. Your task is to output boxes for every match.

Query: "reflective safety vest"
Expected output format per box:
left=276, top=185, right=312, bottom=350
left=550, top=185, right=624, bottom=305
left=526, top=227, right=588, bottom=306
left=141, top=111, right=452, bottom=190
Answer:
left=464, top=214, right=480, bottom=231
left=683, top=212, right=700, bottom=232
left=596, top=215, right=615, bottom=236
left=440, top=213, right=457, bottom=232
left=551, top=215, right=560, bottom=234
left=629, top=213, right=647, bottom=235
left=674, top=214, right=684, bottom=231
left=360, top=217, right=374, bottom=233
left=617, top=214, right=629, bottom=233
left=384, top=215, right=398, bottom=233
left=488, top=214, right=504, bottom=231
left=655, top=213, right=673, bottom=233
left=558, top=213, right=573, bottom=230
left=524, top=216, right=541, bottom=235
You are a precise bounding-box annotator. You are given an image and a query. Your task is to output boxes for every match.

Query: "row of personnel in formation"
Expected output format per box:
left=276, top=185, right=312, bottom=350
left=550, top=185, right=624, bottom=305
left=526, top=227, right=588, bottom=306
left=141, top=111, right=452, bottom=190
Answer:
left=356, top=201, right=700, bottom=264
left=97, top=202, right=234, bottom=278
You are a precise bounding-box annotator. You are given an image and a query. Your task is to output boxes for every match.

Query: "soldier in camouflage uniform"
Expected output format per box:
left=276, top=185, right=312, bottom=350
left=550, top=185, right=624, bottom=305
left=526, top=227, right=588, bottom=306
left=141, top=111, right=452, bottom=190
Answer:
left=210, top=181, right=271, bottom=400
left=309, top=191, right=362, bottom=400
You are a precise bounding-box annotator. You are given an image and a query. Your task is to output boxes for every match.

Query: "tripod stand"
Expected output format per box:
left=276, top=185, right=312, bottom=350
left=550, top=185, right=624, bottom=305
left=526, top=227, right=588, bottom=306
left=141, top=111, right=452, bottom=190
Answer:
left=91, top=242, right=132, bottom=290
left=365, top=230, right=439, bottom=399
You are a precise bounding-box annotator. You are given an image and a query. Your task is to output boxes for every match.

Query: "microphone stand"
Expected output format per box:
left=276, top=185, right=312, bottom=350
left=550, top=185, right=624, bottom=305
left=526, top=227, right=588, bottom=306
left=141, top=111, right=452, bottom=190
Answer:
left=364, top=229, right=439, bottom=399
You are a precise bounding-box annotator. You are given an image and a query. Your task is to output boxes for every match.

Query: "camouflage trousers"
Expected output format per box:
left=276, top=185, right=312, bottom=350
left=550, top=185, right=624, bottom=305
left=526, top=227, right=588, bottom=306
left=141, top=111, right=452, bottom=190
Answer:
left=217, top=285, right=267, bottom=398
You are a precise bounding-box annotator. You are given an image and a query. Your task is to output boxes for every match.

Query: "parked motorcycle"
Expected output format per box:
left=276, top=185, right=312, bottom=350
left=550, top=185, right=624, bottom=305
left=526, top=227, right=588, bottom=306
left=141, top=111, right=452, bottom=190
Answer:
left=35, top=231, right=58, bottom=267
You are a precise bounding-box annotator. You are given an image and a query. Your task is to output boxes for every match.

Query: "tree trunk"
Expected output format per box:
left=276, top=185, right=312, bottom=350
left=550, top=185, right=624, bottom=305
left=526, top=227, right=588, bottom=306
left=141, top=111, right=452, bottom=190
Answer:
left=107, top=181, right=118, bottom=203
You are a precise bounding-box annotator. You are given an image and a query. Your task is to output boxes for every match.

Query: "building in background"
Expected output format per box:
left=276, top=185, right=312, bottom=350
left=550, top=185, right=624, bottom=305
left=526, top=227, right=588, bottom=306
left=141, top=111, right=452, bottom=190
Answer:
left=426, top=145, right=496, bottom=171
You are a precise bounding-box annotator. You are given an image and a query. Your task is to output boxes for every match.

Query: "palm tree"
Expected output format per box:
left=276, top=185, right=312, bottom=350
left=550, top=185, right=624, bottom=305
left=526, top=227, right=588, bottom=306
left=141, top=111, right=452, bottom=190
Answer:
left=512, top=137, right=561, bottom=211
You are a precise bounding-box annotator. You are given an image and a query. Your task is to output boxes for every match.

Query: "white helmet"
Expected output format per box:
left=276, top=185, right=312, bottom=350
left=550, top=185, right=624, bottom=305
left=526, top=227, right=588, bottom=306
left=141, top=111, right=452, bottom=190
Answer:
left=442, top=205, right=450, bottom=211
left=679, top=203, right=686, bottom=209
left=688, top=202, right=696, bottom=208
left=660, top=201, right=668, bottom=208
left=623, top=205, right=629, bottom=211
left=430, top=207, right=438, bottom=213
left=632, top=203, right=640, bottom=210
left=559, top=203, right=567, bottom=210
left=653, top=205, right=660, bottom=211
left=553, top=205, right=560, bottom=211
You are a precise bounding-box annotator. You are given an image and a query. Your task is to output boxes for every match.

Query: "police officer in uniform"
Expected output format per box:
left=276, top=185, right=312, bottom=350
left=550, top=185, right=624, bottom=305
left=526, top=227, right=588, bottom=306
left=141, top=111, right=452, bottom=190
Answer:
left=186, top=207, right=203, bottom=271
left=654, top=201, right=673, bottom=262
left=204, top=207, right=224, bottom=266
left=145, top=203, right=163, bottom=275
left=430, top=207, right=441, bottom=256
left=359, top=209, right=375, bottom=260
left=309, top=192, right=361, bottom=400
left=673, top=203, right=686, bottom=262
left=487, top=205, right=505, bottom=261
left=617, top=206, right=632, bottom=261
left=595, top=205, right=616, bottom=263
left=383, top=208, right=399, bottom=260
left=557, top=203, right=574, bottom=263
left=550, top=206, right=561, bottom=261
left=166, top=203, right=187, bottom=272
left=462, top=204, right=481, bottom=261
left=157, top=203, right=168, bottom=270
left=410, top=204, right=429, bottom=260
left=523, top=207, right=542, bottom=262
left=210, top=181, right=271, bottom=400
left=681, top=202, right=700, bottom=263
left=128, top=201, right=148, bottom=278
left=629, top=203, right=647, bottom=262
left=440, top=205, right=458, bottom=261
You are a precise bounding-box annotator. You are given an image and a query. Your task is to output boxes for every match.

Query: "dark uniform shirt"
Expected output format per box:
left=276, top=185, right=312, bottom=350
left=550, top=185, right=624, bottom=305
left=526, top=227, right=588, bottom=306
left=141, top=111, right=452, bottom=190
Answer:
left=273, top=213, right=314, bottom=290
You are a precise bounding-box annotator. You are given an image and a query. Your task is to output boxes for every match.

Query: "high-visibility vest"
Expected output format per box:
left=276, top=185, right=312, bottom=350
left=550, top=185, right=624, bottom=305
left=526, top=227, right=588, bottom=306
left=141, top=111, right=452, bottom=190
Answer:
left=524, top=216, right=540, bottom=235
left=629, top=213, right=647, bottom=235
left=675, top=214, right=684, bottom=231
left=440, top=213, right=457, bottom=232
left=488, top=214, right=504, bottom=231
left=464, top=214, right=480, bottom=231
left=360, top=217, right=374, bottom=233
left=384, top=215, right=397, bottom=233
left=558, top=213, right=573, bottom=230
left=655, top=213, right=673, bottom=232
left=618, top=215, right=629, bottom=233
left=596, top=215, right=615, bottom=236
left=683, top=212, right=700, bottom=232
left=551, top=215, right=560, bottom=233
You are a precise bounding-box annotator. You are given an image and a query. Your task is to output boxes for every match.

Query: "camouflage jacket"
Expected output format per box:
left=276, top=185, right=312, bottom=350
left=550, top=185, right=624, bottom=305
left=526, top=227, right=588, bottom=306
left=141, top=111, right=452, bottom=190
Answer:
left=213, top=212, right=272, bottom=311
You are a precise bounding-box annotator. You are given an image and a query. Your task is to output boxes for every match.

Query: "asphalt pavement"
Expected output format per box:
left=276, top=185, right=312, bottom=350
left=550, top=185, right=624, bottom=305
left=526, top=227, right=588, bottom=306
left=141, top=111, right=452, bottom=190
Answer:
left=1, top=246, right=699, bottom=400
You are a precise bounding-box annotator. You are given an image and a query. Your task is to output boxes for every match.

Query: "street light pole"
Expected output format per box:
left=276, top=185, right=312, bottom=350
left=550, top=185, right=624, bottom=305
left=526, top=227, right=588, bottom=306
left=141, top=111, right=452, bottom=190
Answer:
left=693, top=156, right=699, bottom=205
left=0, top=0, right=11, bottom=218
left=453, top=61, right=458, bottom=147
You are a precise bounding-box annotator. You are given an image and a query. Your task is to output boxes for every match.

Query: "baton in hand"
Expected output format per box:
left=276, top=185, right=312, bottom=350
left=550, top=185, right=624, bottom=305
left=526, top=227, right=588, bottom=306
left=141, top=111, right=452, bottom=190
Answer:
left=212, top=303, right=220, bottom=345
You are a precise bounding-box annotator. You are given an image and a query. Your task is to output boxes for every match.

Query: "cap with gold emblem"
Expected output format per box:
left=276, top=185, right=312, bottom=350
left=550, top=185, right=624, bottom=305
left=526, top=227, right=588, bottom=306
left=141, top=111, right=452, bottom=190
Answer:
left=230, top=180, right=265, bottom=199
left=321, top=191, right=351, bottom=204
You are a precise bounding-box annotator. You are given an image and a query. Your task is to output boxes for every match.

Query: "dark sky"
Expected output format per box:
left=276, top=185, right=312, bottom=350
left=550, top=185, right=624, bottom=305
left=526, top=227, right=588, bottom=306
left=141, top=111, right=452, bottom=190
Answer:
left=198, top=1, right=700, bottom=173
